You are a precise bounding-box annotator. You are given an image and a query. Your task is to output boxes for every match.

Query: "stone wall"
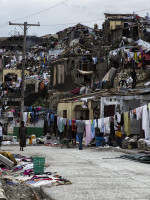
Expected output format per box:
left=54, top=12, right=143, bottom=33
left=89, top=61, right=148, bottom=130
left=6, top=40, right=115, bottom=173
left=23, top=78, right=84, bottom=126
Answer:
left=113, top=69, right=149, bottom=88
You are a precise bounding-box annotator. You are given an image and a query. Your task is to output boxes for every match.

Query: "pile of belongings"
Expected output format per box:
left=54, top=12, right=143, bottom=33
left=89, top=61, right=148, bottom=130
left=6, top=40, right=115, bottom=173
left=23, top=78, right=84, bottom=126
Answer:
left=36, top=137, right=59, bottom=146
left=137, top=139, right=150, bottom=151
left=36, top=136, right=46, bottom=144
left=0, top=153, right=72, bottom=188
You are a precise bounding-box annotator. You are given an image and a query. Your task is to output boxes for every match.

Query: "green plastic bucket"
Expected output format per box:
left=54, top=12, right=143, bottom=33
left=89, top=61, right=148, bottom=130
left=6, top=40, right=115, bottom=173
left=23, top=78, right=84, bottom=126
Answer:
left=33, top=157, right=45, bottom=175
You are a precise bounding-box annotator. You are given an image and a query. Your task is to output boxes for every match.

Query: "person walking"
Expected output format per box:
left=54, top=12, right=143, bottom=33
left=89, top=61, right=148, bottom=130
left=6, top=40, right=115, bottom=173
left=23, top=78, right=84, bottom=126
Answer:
left=19, top=121, right=27, bottom=151
left=115, top=123, right=122, bottom=148
left=76, top=116, right=85, bottom=150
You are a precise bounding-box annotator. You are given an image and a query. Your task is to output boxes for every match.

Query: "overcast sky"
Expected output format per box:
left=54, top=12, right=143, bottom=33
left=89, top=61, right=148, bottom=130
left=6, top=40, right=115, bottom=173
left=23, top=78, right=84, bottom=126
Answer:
left=0, top=0, right=150, bottom=37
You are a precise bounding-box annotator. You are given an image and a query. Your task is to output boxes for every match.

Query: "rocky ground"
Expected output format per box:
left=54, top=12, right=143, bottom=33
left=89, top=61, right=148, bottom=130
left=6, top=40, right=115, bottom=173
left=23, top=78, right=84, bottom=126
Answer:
left=0, top=179, right=44, bottom=200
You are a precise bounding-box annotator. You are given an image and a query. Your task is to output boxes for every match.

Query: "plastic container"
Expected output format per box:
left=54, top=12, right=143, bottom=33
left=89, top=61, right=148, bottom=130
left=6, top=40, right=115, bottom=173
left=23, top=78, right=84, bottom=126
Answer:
left=29, top=135, right=36, bottom=145
left=29, top=137, right=32, bottom=145
left=32, top=139, right=37, bottom=145
left=31, top=135, right=36, bottom=139
left=96, top=137, right=104, bottom=147
left=33, top=157, right=45, bottom=175
left=13, top=136, right=17, bottom=144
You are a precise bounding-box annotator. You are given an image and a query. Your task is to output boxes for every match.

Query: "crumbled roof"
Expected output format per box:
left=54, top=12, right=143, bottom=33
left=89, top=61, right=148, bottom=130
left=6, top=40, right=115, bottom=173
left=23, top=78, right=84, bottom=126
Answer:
left=59, top=88, right=150, bottom=103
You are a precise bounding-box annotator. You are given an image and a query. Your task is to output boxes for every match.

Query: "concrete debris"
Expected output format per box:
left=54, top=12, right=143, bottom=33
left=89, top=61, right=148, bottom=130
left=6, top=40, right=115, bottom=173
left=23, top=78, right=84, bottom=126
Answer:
left=0, top=155, right=14, bottom=169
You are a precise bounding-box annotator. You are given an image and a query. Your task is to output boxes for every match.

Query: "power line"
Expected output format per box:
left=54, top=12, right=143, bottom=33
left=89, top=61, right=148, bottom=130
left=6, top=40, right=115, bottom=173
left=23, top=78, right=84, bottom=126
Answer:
left=135, top=8, right=150, bottom=13
left=0, top=17, right=104, bottom=32
left=0, top=0, right=69, bottom=30
left=12, top=0, right=69, bottom=22
left=41, top=18, right=105, bottom=27
left=0, top=22, right=9, bottom=29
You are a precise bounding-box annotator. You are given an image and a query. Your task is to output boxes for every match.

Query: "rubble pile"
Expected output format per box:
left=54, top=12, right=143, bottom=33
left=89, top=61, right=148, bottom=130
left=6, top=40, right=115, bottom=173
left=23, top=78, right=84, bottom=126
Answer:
left=0, top=152, right=72, bottom=199
left=48, top=90, right=74, bottom=110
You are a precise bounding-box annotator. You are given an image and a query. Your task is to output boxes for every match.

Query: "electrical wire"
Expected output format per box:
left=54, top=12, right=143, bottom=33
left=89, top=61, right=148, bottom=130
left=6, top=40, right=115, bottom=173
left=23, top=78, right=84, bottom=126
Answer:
left=0, top=17, right=104, bottom=32
left=41, top=18, right=105, bottom=27
left=0, top=0, right=69, bottom=30
left=0, top=22, right=8, bottom=28
left=135, top=8, right=150, bottom=13
left=12, top=0, right=69, bottom=22
left=0, top=22, right=9, bottom=29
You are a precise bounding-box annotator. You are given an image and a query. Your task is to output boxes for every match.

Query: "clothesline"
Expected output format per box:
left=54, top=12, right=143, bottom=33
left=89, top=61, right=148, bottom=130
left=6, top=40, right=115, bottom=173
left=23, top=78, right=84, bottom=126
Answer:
left=57, top=103, right=149, bottom=122
left=55, top=103, right=150, bottom=145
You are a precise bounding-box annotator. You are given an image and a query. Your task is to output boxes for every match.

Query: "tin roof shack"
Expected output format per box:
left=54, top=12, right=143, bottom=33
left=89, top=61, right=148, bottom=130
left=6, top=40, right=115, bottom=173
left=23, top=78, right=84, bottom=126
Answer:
left=56, top=23, right=94, bottom=45
left=102, top=13, right=139, bottom=44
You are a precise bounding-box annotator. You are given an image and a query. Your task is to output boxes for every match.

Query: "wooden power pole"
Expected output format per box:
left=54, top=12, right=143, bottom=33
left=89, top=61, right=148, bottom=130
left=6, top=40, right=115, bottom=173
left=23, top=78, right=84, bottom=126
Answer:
left=9, top=22, right=40, bottom=121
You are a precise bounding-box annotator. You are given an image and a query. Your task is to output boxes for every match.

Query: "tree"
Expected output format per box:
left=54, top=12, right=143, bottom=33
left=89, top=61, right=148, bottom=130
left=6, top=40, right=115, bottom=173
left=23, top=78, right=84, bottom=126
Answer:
left=94, top=24, right=98, bottom=30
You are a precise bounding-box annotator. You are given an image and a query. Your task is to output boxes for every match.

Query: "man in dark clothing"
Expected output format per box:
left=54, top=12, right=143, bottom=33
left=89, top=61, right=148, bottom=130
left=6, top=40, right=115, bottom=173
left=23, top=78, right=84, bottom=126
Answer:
left=109, top=122, right=115, bottom=146
left=131, top=69, right=137, bottom=89
left=19, top=121, right=27, bottom=151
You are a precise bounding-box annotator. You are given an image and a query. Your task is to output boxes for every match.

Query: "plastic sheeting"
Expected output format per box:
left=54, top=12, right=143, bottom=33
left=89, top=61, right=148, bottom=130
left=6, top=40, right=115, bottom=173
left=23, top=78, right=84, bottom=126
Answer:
left=120, top=153, right=150, bottom=163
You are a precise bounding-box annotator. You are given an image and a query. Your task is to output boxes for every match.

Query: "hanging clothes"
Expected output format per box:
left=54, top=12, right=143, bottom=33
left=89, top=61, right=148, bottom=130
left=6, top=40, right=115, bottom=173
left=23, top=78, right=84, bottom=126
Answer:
left=51, top=114, right=54, bottom=123
left=23, top=112, right=28, bottom=123
left=91, top=120, right=95, bottom=139
left=92, top=57, right=98, bottom=65
left=69, top=120, right=72, bottom=126
left=124, top=112, right=130, bottom=136
left=85, top=120, right=92, bottom=146
left=28, top=112, right=31, bottom=123
left=47, top=113, right=51, bottom=126
left=59, top=118, right=65, bottom=133
left=63, top=118, right=67, bottom=125
left=116, top=112, right=121, bottom=123
left=57, top=117, right=60, bottom=131
left=100, top=118, right=105, bottom=133
left=142, top=105, right=150, bottom=140
left=148, top=103, right=150, bottom=116
left=95, top=119, right=101, bottom=129
left=136, top=106, right=143, bottom=120
left=104, top=117, right=110, bottom=134
left=130, top=110, right=133, bottom=120
left=134, top=52, right=138, bottom=61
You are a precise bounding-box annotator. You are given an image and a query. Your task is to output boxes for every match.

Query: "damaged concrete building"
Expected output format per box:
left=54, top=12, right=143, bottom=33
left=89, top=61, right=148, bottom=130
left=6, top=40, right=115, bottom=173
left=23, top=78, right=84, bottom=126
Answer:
left=102, top=13, right=140, bottom=43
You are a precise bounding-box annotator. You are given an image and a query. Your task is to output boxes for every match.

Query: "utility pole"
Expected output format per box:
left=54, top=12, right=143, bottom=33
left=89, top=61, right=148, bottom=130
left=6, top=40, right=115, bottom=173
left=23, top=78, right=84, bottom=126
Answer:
left=9, top=22, right=40, bottom=121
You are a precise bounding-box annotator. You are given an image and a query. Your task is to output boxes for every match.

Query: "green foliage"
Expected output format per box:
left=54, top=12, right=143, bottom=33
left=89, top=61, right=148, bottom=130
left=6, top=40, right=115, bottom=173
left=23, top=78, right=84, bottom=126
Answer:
left=32, top=97, right=49, bottom=108
left=94, top=24, right=98, bottom=29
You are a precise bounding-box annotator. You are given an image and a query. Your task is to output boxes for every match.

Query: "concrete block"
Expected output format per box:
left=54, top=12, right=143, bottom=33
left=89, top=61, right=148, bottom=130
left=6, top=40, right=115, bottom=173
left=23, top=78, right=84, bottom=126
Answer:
left=0, top=154, right=14, bottom=168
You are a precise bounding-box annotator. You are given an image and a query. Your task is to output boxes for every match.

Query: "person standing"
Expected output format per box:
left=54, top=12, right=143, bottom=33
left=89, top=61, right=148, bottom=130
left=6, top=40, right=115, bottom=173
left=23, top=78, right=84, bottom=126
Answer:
left=115, top=123, right=122, bottom=148
left=19, top=121, right=27, bottom=151
left=130, top=69, right=137, bottom=89
left=76, top=116, right=85, bottom=150
left=108, top=121, right=115, bottom=146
